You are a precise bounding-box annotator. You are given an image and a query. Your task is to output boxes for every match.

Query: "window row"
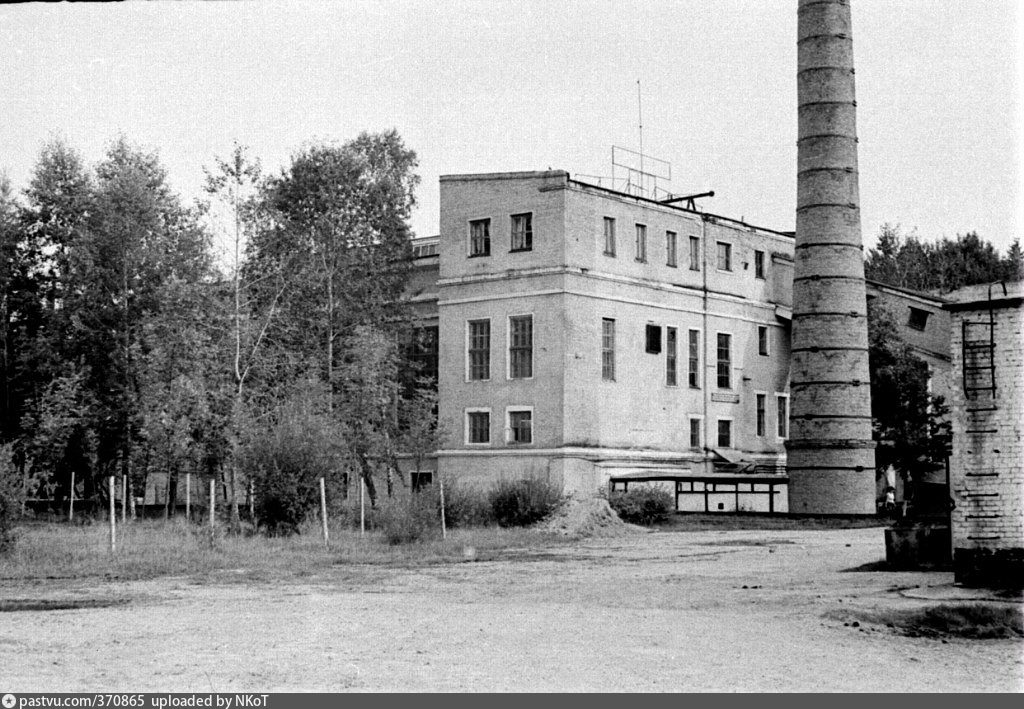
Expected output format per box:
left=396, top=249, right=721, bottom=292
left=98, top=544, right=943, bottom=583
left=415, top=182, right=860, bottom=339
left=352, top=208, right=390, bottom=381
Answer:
left=465, top=407, right=533, bottom=445
left=602, top=217, right=767, bottom=278
left=687, top=397, right=789, bottom=449
left=469, top=213, right=533, bottom=257
left=467, top=315, right=533, bottom=380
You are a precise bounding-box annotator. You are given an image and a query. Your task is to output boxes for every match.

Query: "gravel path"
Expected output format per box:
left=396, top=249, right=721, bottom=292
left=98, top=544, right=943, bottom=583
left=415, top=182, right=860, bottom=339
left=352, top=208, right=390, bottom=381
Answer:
left=1, top=528, right=1021, bottom=692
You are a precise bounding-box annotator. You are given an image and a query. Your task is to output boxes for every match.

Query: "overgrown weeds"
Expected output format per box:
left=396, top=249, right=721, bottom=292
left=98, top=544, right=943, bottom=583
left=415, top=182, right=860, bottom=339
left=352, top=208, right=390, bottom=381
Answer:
left=606, top=485, right=674, bottom=526
left=836, top=603, right=1023, bottom=639
left=488, top=477, right=564, bottom=527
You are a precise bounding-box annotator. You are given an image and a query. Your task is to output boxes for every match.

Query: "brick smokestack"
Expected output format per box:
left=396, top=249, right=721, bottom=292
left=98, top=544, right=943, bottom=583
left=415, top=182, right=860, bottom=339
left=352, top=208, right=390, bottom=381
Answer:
left=787, top=0, right=876, bottom=513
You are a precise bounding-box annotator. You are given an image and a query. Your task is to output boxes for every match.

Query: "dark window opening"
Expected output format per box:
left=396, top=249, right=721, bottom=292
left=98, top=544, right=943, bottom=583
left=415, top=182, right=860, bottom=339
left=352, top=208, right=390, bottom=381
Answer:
left=646, top=324, right=662, bottom=354
left=411, top=472, right=434, bottom=492
left=908, top=307, right=930, bottom=331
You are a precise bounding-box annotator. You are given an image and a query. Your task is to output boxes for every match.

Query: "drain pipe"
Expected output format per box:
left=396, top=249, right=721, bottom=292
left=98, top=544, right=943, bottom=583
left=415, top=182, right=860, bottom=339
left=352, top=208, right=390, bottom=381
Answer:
left=701, top=215, right=710, bottom=475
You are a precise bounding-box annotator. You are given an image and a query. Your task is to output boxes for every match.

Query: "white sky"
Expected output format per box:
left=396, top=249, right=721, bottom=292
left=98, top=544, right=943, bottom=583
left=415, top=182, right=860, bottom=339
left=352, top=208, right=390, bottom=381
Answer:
left=1, top=1, right=1020, bottom=253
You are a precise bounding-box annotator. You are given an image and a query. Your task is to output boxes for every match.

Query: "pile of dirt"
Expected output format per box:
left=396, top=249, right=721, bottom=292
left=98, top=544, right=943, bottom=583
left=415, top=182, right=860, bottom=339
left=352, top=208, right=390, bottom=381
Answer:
left=538, top=496, right=648, bottom=538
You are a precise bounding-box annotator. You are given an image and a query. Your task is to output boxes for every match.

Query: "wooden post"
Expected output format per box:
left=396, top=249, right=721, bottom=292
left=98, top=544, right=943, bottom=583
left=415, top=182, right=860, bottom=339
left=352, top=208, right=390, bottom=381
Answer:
left=248, top=479, right=255, bottom=523
left=108, top=476, right=116, bottom=553
left=319, top=477, right=329, bottom=547
left=439, top=476, right=447, bottom=540
left=209, top=478, right=215, bottom=530
left=121, top=474, right=127, bottom=524
left=359, top=476, right=365, bottom=536
left=185, top=473, right=191, bottom=522
left=68, top=470, right=75, bottom=522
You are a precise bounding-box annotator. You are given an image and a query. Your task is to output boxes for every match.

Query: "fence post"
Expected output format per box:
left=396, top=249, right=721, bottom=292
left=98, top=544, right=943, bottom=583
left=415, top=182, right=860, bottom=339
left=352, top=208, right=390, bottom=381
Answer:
left=68, top=470, right=75, bottom=522
left=108, top=476, right=116, bottom=553
left=359, top=476, right=365, bottom=537
left=248, top=479, right=255, bottom=524
left=439, top=475, right=447, bottom=540
left=185, top=473, right=191, bottom=522
left=319, top=477, right=329, bottom=547
left=209, top=478, right=215, bottom=531
left=121, top=474, right=127, bottom=524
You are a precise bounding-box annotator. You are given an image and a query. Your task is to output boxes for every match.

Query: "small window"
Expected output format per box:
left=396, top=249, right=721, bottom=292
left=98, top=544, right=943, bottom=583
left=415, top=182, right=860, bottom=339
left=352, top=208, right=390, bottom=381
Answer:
left=716, top=333, right=732, bottom=389
left=508, top=409, right=533, bottom=444
left=603, top=217, right=616, bottom=256
left=689, top=417, right=702, bottom=449
left=716, top=242, right=732, bottom=271
left=511, top=213, right=533, bottom=252
left=717, top=419, right=733, bottom=448
left=666, top=327, right=678, bottom=386
left=756, top=394, right=766, bottom=437
left=666, top=231, right=678, bottom=267
left=602, top=318, right=616, bottom=381
left=467, top=410, right=490, bottom=444
left=645, top=324, right=662, bottom=354
left=509, top=315, right=533, bottom=379
left=908, top=307, right=930, bottom=331
left=758, top=326, right=769, bottom=356
left=411, top=471, right=434, bottom=492
left=689, top=236, right=701, bottom=271
left=635, top=224, right=647, bottom=262
left=688, top=329, right=700, bottom=389
left=777, top=395, right=789, bottom=439
left=469, top=218, right=491, bottom=257
left=467, top=319, right=491, bottom=380
left=754, top=250, right=766, bottom=279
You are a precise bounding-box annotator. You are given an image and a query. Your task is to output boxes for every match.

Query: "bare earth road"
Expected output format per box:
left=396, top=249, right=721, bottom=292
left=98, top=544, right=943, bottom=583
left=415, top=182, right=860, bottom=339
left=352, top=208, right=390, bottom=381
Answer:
left=1, top=527, right=1021, bottom=692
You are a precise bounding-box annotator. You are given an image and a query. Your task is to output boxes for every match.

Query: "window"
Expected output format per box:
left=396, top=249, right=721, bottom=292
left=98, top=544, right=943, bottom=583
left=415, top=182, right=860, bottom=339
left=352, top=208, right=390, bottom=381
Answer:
left=689, top=235, right=701, bottom=271
left=509, top=315, right=533, bottom=379
left=666, top=231, right=678, bottom=267
left=635, top=223, right=647, bottom=262
left=645, top=324, right=662, bottom=354
left=467, top=319, right=490, bottom=380
left=603, top=217, right=616, bottom=256
left=754, top=250, right=766, bottom=279
left=777, top=395, right=789, bottom=439
left=411, top=471, right=433, bottom=492
left=756, top=393, right=767, bottom=437
left=689, top=417, right=702, bottom=449
left=602, top=318, right=616, bottom=381
left=688, top=329, right=700, bottom=388
left=511, top=213, right=533, bottom=252
left=666, top=327, right=678, bottom=386
left=408, top=325, right=439, bottom=385
left=716, top=241, right=732, bottom=271
left=758, top=326, right=769, bottom=356
left=466, top=410, right=490, bottom=444
left=717, top=419, right=733, bottom=448
left=908, top=307, right=930, bottom=331
left=508, top=409, right=533, bottom=444
left=716, top=333, right=732, bottom=389
left=469, top=218, right=491, bottom=257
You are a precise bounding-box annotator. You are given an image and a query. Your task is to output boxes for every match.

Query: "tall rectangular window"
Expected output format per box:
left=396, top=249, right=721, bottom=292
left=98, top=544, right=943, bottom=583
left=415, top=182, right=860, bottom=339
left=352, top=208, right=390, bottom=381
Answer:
left=754, top=250, right=766, bottom=279
left=689, top=417, right=702, bottom=449
left=666, top=231, right=678, bottom=267
left=716, top=241, right=732, bottom=271
left=509, top=315, right=533, bottom=379
left=717, top=419, right=733, bottom=448
left=666, top=327, right=678, bottom=386
left=511, top=213, right=533, bottom=252
left=635, top=223, right=647, bottom=262
left=777, top=395, right=789, bottom=439
left=688, top=329, right=700, bottom=389
left=508, top=409, right=533, bottom=444
left=689, top=235, right=701, bottom=271
left=716, top=333, right=732, bottom=389
left=758, top=326, right=769, bottom=356
left=756, top=393, right=766, bottom=437
left=645, top=324, right=662, bottom=354
left=467, top=410, right=490, bottom=444
left=601, top=318, right=616, bottom=381
left=603, top=217, right=616, bottom=256
left=467, top=319, right=490, bottom=380
left=469, top=218, right=491, bottom=257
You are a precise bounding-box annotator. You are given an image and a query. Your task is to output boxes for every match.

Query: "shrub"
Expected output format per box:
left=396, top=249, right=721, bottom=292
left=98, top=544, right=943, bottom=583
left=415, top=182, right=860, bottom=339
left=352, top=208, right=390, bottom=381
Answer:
left=439, top=477, right=494, bottom=528
left=488, top=476, right=564, bottom=528
left=607, top=485, right=674, bottom=526
left=0, top=443, right=22, bottom=553
left=377, top=492, right=441, bottom=545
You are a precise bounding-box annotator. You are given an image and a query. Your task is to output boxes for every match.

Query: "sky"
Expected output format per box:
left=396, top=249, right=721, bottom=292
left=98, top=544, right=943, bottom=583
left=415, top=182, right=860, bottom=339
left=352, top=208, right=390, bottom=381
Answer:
left=1, top=1, right=1020, bottom=255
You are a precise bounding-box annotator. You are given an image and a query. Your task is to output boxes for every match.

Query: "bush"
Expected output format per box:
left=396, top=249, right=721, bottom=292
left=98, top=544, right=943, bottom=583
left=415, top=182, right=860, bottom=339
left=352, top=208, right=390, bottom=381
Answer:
left=607, top=485, right=674, bottom=526
left=488, top=476, right=564, bottom=528
left=0, top=443, right=22, bottom=553
left=376, top=493, right=441, bottom=545
left=440, top=477, right=494, bottom=528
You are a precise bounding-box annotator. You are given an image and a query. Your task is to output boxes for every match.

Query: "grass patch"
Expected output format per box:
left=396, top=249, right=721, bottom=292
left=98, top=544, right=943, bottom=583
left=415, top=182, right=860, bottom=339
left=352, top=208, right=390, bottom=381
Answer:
left=0, top=519, right=571, bottom=582
left=835, top=603, right=1024, bottom=639
left=656, top=513, right=886, bottom=532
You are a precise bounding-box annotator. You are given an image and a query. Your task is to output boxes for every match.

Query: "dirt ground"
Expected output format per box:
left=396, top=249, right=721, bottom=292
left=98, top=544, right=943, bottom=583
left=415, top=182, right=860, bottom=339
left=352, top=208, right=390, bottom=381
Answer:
left=1, top=527, right=1021, bottom=692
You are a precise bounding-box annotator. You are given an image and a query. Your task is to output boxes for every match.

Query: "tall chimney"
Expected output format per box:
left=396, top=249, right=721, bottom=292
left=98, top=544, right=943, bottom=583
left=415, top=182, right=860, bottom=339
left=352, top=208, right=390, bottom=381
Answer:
left=787, top=0, right=876, bottom=514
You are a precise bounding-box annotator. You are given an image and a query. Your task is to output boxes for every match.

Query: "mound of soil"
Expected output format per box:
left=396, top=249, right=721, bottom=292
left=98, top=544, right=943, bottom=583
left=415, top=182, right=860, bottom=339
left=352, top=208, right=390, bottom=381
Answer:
left=538, top=496, right=648, bottom=538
